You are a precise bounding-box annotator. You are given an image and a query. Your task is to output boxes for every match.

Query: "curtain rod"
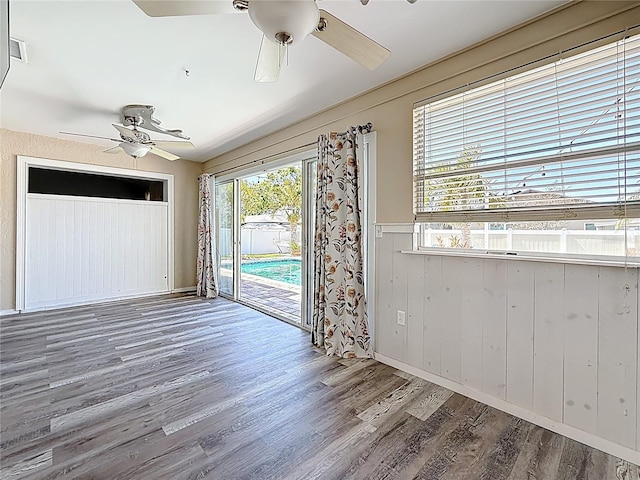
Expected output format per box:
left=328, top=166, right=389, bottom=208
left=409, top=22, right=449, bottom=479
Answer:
left=212, top=123, right=373, bottom=177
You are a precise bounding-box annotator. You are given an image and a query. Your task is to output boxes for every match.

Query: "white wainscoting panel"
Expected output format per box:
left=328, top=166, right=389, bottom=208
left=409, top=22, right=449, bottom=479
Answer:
left=563, top=264, right=599, bottom=435
left=505, top=261, right=535, bottom=410
left=423, top=255, right=443, bottom=374
left=597, top=267, right=637, bottom=449
left=459, top=257, right=483, bottom=392
left=440, top=256, right=463, bottom=383
left=374, top=229, right=640, bottom=463
left=25, top=194, right=169, bottom=310
left=406, top=255, right=425, bottom=368
left=532, top=262, right=565, bottom=422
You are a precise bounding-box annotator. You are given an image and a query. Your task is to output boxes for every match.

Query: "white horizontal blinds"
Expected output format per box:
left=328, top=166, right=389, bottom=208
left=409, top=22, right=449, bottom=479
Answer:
left=414, top=33, right=640, bottom=223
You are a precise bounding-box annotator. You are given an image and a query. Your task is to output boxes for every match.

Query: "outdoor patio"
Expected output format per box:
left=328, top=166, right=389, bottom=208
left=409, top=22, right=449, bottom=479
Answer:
left=219, top=267, right=302, bottom=324
left=240, top=272, right=302, bottom=324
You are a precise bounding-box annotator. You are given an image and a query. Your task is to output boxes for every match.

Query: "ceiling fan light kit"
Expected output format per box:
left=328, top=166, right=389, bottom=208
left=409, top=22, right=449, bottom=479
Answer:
left=120, top=142, right=151, bottom=159
left=248, top=1, right=319, bottom=46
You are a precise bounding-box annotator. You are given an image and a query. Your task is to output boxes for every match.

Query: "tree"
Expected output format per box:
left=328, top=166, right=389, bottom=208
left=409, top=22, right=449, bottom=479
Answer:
left=240, top=166, right=302, bottom=248
left=424, top=147, right=499, bottom=247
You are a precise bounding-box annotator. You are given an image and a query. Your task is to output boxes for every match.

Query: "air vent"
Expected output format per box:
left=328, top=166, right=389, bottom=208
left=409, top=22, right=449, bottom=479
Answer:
left=9, top=38, right=28, bottom=63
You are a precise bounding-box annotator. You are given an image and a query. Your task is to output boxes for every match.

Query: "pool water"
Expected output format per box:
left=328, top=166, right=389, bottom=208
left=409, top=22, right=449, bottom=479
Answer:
left=241, top=259, right=301, bottom=285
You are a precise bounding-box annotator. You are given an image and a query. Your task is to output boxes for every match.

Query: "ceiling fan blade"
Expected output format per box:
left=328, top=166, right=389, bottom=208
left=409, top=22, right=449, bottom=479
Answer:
left=112, top=124, right=141, bottom=142
left=255, top=35, right=284, bottom=83
left=60, top=132, right=119, bottom=142
left=103, top=145, right=124, bottom=154
left=131, top=0, right=237, bottom=17
left=312, top=9, right=390, bottom=70
left=152, top=140, right=195, bottom=148
left=150, top=146, right=180, bottom=161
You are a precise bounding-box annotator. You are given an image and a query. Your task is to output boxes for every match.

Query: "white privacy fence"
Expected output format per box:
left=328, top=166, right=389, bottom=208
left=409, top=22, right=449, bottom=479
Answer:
left=423, top=228, right=640, bottom=257
left=218, top=227, right=292, bottom=256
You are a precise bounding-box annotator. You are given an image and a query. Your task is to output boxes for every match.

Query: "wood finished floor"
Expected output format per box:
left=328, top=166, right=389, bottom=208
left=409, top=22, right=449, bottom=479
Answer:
left=1, top=294, right=638, bottom=480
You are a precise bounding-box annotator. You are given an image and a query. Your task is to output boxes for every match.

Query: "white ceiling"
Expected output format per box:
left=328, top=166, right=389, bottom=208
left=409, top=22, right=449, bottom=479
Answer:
left=1, top=0, right=566, bottom=162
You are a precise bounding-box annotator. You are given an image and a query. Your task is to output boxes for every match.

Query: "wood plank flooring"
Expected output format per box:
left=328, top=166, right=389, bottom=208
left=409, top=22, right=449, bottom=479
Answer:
left=0, top=293, right=638, bottom=479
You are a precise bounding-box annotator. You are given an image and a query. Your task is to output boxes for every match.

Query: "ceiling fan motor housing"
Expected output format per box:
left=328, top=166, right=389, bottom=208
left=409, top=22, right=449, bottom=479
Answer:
left=248, top=0, right=319, bottom=46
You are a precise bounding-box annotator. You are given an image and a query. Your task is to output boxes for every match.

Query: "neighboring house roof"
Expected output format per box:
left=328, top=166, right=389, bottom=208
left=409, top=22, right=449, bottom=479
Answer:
left=505, top=189, right=593, bottom=209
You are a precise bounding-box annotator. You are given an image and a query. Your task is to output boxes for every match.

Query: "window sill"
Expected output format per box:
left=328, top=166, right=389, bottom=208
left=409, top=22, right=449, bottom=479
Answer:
left=402, top=248, right=640, bottom=269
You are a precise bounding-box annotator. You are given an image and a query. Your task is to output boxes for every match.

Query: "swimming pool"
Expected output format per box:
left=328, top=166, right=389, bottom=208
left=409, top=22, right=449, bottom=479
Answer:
left=240, top=259, right=301, bottom=285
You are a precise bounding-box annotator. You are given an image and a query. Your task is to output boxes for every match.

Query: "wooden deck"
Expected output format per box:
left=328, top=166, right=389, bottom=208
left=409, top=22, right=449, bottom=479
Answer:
left=0, top=294, right=636, bottom=479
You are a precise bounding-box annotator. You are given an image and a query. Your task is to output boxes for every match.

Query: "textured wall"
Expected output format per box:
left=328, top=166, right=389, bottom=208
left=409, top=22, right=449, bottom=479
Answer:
left=0, top=129, right=202, bottom=311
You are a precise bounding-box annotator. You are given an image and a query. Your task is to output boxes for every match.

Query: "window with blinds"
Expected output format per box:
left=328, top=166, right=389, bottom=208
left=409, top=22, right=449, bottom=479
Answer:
left=413, top=32, right=640, bottom=258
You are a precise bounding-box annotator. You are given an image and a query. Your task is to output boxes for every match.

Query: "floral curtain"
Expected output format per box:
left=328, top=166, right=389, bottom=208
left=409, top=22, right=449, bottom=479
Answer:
left=312, top=130, right=371, bottom=358
left=196, top=174, right=218, bottom=298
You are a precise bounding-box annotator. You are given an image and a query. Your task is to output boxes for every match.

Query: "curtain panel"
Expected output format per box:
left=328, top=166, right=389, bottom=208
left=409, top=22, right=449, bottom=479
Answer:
left=196, top=174, right=218, bottom=298
left=312, top=131, right=372, bottom=358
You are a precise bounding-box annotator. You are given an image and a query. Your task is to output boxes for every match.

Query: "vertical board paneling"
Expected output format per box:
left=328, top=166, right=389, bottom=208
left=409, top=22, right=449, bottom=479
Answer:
left=460, top=257, right=484, bottom=391
left=95, top=202, right=105, bottom=297
left=25, top=199, right=39, bottom=304
left=407, top=255, right=425, bottom=369
left=25, top=197, right=169, bottom=309
left=124, top=203, right=134, bottom=292
left=597, top=267, right=637, bottom=449
left=423, top=255, right=443, bottom=375
left=533, top=262, right=565, bottom=421
left=144, top=204, right=153, bottom=288
left=88, top=201, right=98, bottom=297
left=54, top=200, right=66, bottom=300
left=440, top=256, right=464, bottom=383
left=482, top=259, right=508, bottom=399
left=72, top=201, right=83, bottom=298
left=374, top=233, right=395, bottom=358
left=46, top=199, right=57, bottom=301
left=102, top=202, right=112, bottom=295
left=391, top=233, right=413, bottom=364
left=63, top=200, right=75, bottom=300
left=158, top=205, right=168, bottom=285
left=506, top=261, right=535, bottom=410
left=81, top=201, right=91, bottom=296
left=563, top=264, right=599, bottom=435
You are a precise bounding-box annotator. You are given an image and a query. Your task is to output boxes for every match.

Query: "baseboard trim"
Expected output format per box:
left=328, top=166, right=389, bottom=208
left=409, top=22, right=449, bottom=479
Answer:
left=16, top=289, right=171, bottom=314
left=374, top=352, right=640, bottom=466
left=172, top=286, right=197, bottom=293
left=0, top=309, right=18, bottom=317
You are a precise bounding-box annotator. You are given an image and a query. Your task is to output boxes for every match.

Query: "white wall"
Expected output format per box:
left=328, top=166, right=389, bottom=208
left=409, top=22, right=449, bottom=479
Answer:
left=374, top=225, right=640, bottom=465
left=25, top=194, right=169, bottom=310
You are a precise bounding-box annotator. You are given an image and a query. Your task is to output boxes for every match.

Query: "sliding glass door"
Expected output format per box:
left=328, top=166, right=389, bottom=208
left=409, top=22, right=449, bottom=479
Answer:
left=215, top=153, right=315, bottom=327
left=215, top=181, right=235, bottom=297
left=238, top=163, right=303, bottom=324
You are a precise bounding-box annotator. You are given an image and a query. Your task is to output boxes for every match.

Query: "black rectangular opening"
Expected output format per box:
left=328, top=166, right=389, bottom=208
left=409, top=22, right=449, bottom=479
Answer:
left=28, top=167, right=165, bottom=201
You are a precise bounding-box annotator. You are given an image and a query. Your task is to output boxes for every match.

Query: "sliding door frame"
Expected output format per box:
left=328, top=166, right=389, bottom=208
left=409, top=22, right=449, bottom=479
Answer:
left=216, top=151, right=316, bottom=329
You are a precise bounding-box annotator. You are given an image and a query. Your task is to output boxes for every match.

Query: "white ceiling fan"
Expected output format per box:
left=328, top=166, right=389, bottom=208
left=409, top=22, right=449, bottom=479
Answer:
left=61, top=104, right=194, bottom=160
left=131, top=0, right=394, bottom=82
left=61, top=123, right=195, bottom=160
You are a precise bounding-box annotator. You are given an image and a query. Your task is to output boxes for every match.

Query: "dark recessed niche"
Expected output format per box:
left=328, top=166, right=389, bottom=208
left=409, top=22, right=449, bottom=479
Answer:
left=28, top=168, right=165, bottom=201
